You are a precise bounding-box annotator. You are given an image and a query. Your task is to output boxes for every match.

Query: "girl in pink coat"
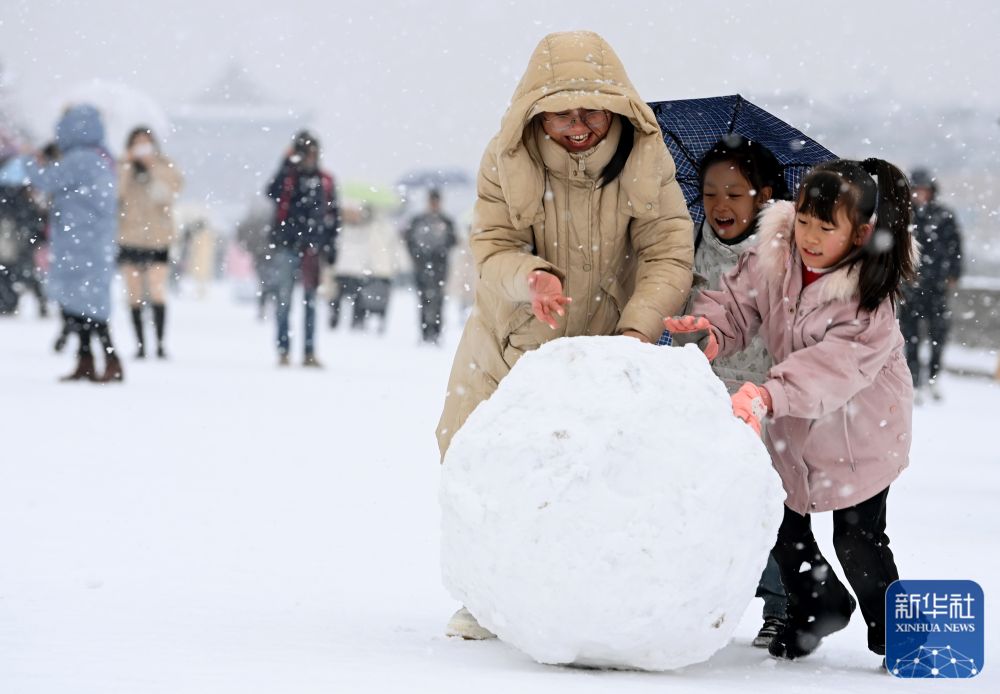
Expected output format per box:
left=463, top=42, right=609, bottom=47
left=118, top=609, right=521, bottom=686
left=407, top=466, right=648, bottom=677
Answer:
left=665, top=159, right=916, bottom=661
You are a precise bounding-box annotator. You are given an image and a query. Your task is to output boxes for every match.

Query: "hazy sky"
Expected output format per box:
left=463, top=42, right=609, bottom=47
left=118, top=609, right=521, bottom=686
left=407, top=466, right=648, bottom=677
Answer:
left=2, top=0, right=997, bottom=182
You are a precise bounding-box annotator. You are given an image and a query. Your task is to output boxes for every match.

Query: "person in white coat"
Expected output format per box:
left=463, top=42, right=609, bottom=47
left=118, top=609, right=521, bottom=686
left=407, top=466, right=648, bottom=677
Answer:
left=330, top=203, right=401, bottom=332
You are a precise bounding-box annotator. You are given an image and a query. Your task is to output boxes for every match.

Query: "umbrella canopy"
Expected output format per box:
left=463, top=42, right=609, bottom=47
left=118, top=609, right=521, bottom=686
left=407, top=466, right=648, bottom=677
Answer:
left=340, top=180, right=402, bottom=210
left=61, top=79, right=170, bottom=157
left=647, top=94, right=836, bottom=225
left=395, top=167, right=473, bottom=191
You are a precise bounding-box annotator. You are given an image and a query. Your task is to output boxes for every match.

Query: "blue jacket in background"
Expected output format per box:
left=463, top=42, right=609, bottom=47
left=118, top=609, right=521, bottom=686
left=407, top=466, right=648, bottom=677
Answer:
left=24, top=104, right=118, bottom=321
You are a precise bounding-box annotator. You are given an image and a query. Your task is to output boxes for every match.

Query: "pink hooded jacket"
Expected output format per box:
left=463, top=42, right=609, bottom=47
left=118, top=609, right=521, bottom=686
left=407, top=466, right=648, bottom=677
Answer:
left=692, top=201, right=914, bottom=515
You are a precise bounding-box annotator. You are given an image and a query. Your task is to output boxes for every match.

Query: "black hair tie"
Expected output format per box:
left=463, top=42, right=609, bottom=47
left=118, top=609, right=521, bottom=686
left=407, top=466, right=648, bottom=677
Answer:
left=860, top=158, right=880, bottom=219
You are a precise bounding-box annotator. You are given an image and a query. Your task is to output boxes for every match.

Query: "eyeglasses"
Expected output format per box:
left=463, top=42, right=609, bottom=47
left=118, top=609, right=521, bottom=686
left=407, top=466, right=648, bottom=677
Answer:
left=542, top=109, right=611, bottom=133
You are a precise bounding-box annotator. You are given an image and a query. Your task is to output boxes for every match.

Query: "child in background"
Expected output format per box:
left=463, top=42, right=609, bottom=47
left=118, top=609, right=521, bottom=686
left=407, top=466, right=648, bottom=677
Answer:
left=665, top=158, right=915, bottom=661
left=671, top=136, right=792, bottom=648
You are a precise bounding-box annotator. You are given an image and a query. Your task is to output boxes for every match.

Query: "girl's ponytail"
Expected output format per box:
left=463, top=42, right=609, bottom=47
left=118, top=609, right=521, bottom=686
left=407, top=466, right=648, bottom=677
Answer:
left=856, top=158, right=915, bottom=312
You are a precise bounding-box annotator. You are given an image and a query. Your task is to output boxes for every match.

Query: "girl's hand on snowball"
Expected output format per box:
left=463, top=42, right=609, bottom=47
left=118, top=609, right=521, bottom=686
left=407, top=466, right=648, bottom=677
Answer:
left=662, top=315, right=719, bottom=361
left=731, top=382, right=771, bottom=436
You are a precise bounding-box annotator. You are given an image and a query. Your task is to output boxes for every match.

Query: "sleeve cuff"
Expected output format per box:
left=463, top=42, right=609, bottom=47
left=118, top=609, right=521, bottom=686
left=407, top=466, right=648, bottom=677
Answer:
left=505, top=257, right=564, bottom=302
left=763, top=378, right=789, bottom=419
left=617, top=305, right=667, bottom=343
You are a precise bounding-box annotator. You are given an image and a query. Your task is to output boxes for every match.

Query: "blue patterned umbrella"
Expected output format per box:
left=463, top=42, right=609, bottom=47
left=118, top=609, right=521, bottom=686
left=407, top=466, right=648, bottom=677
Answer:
left=647, top=94, right=837, bottom=225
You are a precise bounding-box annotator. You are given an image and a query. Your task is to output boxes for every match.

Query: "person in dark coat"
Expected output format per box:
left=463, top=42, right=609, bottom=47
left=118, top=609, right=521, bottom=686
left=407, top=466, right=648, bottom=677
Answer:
left=0, top=178, right=47, bottom=316
left=23, top=105, right=123, bottom=383
left=235, top=200, right=279, bottom=320
left=404, top=189, right=456, bottom=345
left=898, top=168, right=963, bottom=402
left=264, top=130, right=339, bottom=367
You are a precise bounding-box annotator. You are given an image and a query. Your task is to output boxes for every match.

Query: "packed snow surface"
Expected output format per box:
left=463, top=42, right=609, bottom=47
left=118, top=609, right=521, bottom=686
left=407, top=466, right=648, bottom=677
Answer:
left=441, top=337, right=785, bottom=670
left=2, top=287, right=995, bottom=692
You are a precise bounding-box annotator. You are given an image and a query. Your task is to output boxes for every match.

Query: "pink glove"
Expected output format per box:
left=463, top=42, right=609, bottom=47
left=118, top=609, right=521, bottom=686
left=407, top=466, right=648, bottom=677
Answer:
left=731, top=382, right=771, bottom=435
left=662, top=315, right=719, bottom=361
left=528, top=270, right=571, bottom=329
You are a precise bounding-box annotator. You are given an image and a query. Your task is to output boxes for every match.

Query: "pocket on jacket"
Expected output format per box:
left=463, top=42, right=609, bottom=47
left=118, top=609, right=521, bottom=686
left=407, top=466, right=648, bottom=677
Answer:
left=501, top=304, right=538, bottom=368
left=595, top=274, right=627, bottom=329
left=881, top=350, right=914, bottom=399
left=600, top=274, right=627, bottom=311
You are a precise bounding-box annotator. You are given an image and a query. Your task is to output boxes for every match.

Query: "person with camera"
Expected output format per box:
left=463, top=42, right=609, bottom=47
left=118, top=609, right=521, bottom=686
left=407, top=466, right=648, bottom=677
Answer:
left=118, top=126, right=183, bottom=359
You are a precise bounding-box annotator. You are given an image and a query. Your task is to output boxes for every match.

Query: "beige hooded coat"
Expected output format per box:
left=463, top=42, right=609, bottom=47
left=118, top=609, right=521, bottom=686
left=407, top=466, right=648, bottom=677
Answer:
left=118, top=156, right=184, bottom=251
left=436, top=31, right=694, bottom=458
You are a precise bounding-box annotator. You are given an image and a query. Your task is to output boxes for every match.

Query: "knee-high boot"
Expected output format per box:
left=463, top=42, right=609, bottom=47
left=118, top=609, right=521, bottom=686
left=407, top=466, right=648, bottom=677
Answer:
left=130, top=305, right=145, bottom=358
left=152, top=303, right=167, bottom=358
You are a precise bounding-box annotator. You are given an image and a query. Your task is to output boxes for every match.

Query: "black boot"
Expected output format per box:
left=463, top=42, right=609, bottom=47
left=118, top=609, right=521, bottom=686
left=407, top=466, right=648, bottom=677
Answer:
left=54, top=313, right=73, bottom=353
left=152, top=303, right=167, bottom=358
left=753, top=615, right=788, bottom=648
left=53, top=328, right=69, bottom=353
left=130, top=305, right=145, bottom=358
left=768, top=509, right=857, bottom=660
left=768, top=576, right=855, bottom=659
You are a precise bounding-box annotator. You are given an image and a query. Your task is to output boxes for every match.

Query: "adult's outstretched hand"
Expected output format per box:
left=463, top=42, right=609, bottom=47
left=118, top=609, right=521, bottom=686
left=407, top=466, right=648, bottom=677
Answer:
left=528, top=270, right=571, bottom=330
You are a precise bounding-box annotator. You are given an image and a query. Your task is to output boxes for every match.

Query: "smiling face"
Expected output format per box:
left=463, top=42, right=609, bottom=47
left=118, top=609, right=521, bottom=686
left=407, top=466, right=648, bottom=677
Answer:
left=702, top=161, right=770, bottom=240
left=794, top=204, right=867, bottom=269
left=539, top=108, right=612, bottom=153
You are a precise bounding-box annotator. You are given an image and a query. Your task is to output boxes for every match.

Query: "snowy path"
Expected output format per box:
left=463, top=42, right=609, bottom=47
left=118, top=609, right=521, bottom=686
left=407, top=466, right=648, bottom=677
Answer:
left=1, top=286, right=997, bottom=693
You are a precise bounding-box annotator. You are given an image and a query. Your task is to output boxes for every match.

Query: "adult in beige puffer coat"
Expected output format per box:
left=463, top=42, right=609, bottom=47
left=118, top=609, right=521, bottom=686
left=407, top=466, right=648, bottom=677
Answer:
left=437, top=31, right=694, bottom=464
left=441, top=29, right=694, bottom=641
left=118, top=127, right=183, bottom=359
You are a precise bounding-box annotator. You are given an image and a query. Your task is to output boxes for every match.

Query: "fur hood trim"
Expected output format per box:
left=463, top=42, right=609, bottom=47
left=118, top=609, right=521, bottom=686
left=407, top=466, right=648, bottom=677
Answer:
left=755, top=200, right=860, bottom=305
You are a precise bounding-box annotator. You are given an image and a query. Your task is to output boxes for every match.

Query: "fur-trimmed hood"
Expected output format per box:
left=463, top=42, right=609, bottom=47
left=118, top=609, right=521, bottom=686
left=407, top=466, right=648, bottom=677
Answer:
left=754, top=200, right=861, bottom=305
left=754, top=199, right=920, bottom=307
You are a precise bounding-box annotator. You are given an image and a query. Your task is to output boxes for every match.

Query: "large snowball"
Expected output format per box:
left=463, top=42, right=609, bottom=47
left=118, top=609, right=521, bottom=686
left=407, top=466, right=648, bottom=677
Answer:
left=440, top=336, right=784, bottom=671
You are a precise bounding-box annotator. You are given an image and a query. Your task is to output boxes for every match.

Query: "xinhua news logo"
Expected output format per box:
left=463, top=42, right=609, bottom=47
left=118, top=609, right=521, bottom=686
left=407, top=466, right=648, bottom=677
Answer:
left=885, top=579, right=983, bottom=678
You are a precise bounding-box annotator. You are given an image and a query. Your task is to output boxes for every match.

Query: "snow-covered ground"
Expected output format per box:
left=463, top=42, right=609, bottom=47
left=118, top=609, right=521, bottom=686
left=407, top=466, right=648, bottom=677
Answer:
left=1, top=284, right=997, bottom=693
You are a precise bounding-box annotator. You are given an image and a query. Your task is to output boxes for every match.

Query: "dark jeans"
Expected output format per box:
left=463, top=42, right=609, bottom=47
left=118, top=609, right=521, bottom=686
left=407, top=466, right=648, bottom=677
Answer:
left=0, top=271, right=17, bottom=313
left=273, top=249, right=317, bottom=357
left=755, top=552, right=787, bottom=619
left=414, top=263, right=447, bottom=343
left=770, top=487, right=898, bottom=654
left=255, top=257, right=281, bottom=319
left=898, top=289, right=950, bottom=386
left=330, top=275, right=366, bottom=329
